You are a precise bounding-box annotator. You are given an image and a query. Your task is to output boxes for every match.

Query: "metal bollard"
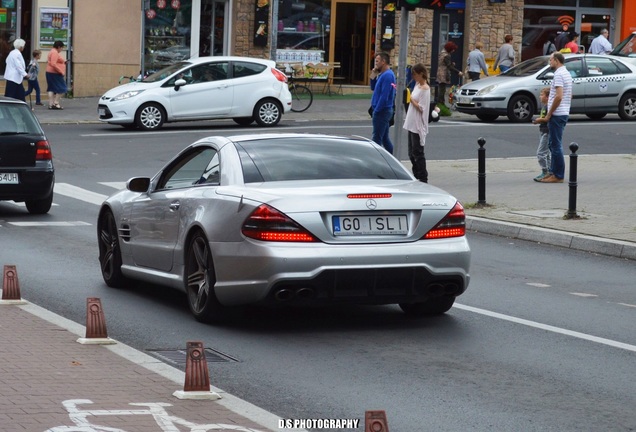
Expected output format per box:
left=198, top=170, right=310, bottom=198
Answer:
left=477, top=137, right=486, bottom=205
left=566, top=142, right=579, bottom=219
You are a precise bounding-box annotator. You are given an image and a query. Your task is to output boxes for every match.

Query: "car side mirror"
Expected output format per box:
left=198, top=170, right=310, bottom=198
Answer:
left=542, top=72, right=555, bottom=79
left=127, top=177, right=151, bottom=193
left=174, top=78, right=187, bottom=90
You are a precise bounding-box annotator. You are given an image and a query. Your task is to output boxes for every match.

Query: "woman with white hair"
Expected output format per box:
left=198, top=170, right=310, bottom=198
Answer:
left=3, top=38, right=27, bottom=101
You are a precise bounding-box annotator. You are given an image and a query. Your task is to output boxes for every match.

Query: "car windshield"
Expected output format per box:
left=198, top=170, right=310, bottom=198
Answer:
left=500, top=56, right=549, bottom=77
left=142, top=61, right=192, bottom=83
left=236, top=137, right=412, bottom=183
left=611, top=33, right=636, bottom=57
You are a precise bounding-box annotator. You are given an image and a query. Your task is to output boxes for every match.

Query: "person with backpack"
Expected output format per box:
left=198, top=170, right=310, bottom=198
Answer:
left=25, top=49, right=43, bottom=106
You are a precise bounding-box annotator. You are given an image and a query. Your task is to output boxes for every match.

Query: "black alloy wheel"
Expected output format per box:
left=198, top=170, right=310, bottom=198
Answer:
left=618, top=93, right=636, bottom=120
left=507, top=95, right=535, bottom=122
left=98, top=210, right=128, bottom=288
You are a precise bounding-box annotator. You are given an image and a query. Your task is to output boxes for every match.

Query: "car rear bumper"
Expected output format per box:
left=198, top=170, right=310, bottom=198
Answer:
left=0, top=169, right=54, bottom=202
left=211, top=238, right=471, bottom=306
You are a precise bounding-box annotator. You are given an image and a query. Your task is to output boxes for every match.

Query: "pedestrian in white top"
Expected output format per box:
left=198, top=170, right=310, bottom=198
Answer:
left=533, top=52, right=572, bottom=183
left=3, top=38, right=27, bottom=101
left=403, top=63, right=439, bottom=183
left=589, top=29, right=613, bottom=54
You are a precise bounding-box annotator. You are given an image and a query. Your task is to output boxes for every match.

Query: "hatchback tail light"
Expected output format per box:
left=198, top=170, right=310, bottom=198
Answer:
left=242, top=204, right=318, bottom=242
left=271, top=68, right=288, bottom=83
left=423, top=202, right=466, bottom=239
left=35, top=140, right=53, bottom=161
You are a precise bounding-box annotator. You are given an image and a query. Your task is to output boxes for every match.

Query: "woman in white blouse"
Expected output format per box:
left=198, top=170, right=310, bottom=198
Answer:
left=3, top=38, right=27, bottom=101
left=403, top=63, right=438, bottom=183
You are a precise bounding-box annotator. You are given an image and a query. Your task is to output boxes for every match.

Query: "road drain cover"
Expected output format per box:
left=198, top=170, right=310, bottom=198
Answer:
left=147, top=348, right=239, bottom=366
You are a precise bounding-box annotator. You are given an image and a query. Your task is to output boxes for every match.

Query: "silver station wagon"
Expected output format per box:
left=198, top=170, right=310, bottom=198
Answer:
left=455, top=53, right=636, bottom=122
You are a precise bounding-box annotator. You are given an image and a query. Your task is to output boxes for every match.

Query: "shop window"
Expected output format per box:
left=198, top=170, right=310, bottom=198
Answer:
left=522, top=8, right=575, bottom=61
left=579, top=0, right=613, bottom=7
left=144, top=0, right=192, bottom=71
left=276, top=0, right=330, bottom=63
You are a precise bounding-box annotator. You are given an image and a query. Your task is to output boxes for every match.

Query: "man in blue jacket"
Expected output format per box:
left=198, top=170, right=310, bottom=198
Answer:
left=370, top=52, right=396, bottom=154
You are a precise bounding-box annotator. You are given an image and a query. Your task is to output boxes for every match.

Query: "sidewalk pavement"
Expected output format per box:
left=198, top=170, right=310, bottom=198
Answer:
left=1, top=96, right=633, bottom=431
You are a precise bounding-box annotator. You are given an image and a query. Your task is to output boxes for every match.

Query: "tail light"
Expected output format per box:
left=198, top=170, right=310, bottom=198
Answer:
left=242, top=204, right=318, bottom=242
left=35, top=140, right=53, bottom=161
left=423, top=201, right=466, bottom=239
left=271, top=67, right=288, bottom=83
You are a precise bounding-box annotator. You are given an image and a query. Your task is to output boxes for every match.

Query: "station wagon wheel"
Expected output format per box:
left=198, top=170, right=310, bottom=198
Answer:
left=98, top=209, right=129, bottom=288
left=399, top=296, right=456, bottom=317
left=507, top=95, right=534, bottom=122
left=254, top=99, right=282, bottom=127
left=25, top=190, right=53, bottom=214
left=135, top=102, right=165, bottom=130
left=185, top=231, right=228, bottom=323
left=618, top=93, right=636, bottom=120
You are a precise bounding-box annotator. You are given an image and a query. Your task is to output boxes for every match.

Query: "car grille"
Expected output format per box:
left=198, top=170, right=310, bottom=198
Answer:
left=98, top=104, right=113, bottom=120
left=457, top=88, right=478, bottom=96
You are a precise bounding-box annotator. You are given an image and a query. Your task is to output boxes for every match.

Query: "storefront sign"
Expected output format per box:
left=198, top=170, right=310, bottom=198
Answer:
left=1, top=0, right=15, bottom=8
left=253, top=0, right=269, bottom=47
left=39, top=8, right=69, bottom=47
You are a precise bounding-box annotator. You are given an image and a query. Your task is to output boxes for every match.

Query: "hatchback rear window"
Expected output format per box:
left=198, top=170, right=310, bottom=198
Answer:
left=0, top=104, right=44, bottom=135
left=235, top=137, right=411, bottom=183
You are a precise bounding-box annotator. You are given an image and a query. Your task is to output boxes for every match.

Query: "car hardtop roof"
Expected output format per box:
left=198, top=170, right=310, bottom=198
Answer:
left=226, top=133, right=372, bottom=143
left=0, top=96, right=28, bottom=106
left=187, top=56, right=276, bottom=67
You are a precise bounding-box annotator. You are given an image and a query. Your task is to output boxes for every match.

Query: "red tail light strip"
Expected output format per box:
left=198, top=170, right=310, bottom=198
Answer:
left=347, top=194, right=392, bottom=199
left=242, top=204, right=318, bottom=243
left=423, top=201, right=466, bottom=239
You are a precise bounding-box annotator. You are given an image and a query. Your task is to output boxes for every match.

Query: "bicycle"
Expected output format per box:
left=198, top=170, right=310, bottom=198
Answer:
left=287, top=75, right=313, bottom=113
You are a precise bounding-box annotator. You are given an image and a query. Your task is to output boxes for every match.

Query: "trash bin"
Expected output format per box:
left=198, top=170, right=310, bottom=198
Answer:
left=486, top=58, right=499, bottom=75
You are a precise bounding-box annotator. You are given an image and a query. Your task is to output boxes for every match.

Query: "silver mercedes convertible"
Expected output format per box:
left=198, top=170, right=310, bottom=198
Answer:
left=97, top=134, right=471, bottom=323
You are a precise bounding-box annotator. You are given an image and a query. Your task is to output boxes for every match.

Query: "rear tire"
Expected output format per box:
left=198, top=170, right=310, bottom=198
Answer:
left=290, top=84, right=313, bottom=112
left=98, top=209, right=130, bottom=288
left=135, top=102, right=165, bottom=130
left=25, top=190, right=53, bottom=214
left=399, top=296, right=456, bottom=317
left=254, top=99, right=282, bottom=127
left=507, top=95, right=534, bottom=122
left=184, top=231, right=229, bottom=323
left=618, top=93, right=636, bottom=120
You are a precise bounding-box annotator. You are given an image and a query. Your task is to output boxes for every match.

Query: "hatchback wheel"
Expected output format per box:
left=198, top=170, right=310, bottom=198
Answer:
left=618, top=93, right=636, bottom=120
left=98, top=210, right=129, bottom=288
left=254, top=99, right=282, bottom=127
left=25, top=190, right=53, bottom=214
left=507, top=95, right=534, bottom=122
left=135, top=103, right=165, bottom=130
left=399, top=296, right=456, bottom=317
left=185, top=231, right=228, bottom=323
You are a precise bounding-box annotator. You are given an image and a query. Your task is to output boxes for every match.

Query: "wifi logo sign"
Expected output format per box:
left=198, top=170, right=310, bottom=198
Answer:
left=558, top=15, right=575, bottom=27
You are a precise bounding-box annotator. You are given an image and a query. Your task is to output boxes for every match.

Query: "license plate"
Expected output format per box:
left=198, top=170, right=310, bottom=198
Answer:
left=459, top=97, right=470, bottom=104
left=0, top=172, right=19, bottom=184
left=332, top=215, right=408, bottom=236
left=98, top=108, right=105, bottom=116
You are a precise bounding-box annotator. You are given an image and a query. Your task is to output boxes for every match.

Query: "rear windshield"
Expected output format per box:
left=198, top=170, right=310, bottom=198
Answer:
left=0, top=103, right=44, bottom=135
left=235, top=137, right=412, bottom=183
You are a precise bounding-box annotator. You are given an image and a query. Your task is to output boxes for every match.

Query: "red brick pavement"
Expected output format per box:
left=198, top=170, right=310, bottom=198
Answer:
left=0, top=302, right=278, bottom=432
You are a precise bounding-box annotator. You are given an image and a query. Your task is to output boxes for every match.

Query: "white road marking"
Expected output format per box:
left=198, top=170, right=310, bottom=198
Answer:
left=617, top=303, right=636, bottom=309
left=54, top=183, right=108, bottom=206
left=526, top=282, right=551, bottom=288
left=570, top=292, right=598, bottom=298
left=99, top=181, right=126, bottom=190
left=454, top=303, right=636, bottom=353
left=8, top=221, right=92, bottom=227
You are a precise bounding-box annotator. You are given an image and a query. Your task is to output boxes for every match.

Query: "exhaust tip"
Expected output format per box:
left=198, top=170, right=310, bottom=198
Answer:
left=274, top=288, right=294, bottom=301
left=296, top=287, right=315, bottom=299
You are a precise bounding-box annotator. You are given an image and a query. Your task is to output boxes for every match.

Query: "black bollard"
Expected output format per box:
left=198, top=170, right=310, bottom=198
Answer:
left=477, top=137, right=486, bottom=205
left=566, top=142, right=579, bottom=219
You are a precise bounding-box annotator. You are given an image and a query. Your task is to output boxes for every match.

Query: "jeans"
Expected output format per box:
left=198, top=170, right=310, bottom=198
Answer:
left=25, top=79, right=41, bottom=104
left=371, top=108, right=394, bottom=154
left=548, top=115, right=568, bottom=179
left=499, top=65, right=511, bottom=73
left=537, top=131, right=551, bottom=172
left=408, top=131, right=427, bottom=182
left=437, top=83, right=447, bottom=104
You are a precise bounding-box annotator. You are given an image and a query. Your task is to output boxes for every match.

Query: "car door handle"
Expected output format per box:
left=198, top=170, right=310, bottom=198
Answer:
left=169, top=201, right=180, bottom=211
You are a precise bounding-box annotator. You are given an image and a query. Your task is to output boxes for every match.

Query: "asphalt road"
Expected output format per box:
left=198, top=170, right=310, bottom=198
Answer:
left=2, top=121, right=636, bottom=431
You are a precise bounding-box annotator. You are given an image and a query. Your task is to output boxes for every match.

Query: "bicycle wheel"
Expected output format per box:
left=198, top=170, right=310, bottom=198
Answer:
left=290, top=84, right=313, bottom=113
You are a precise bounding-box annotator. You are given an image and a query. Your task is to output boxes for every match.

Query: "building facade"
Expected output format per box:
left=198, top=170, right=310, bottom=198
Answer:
left=0, top=0, right=631, bottom=97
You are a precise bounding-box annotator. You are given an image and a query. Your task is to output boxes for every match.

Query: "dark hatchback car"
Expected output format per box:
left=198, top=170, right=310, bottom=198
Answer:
left=0, top=97, right=54, bottom=214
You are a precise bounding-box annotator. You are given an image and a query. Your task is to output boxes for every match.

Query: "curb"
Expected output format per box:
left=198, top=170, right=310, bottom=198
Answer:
left=467, top=216, right=636, bottom=261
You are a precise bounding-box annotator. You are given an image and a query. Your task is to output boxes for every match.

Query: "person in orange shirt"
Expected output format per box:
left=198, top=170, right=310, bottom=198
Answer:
left=564, top=32, right=579, bottom=54
left=46, top=40, right=68, bottom=110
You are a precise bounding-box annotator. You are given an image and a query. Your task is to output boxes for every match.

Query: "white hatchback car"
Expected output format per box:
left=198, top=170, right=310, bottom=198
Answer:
left=98, top=56, right=292, bottom=130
